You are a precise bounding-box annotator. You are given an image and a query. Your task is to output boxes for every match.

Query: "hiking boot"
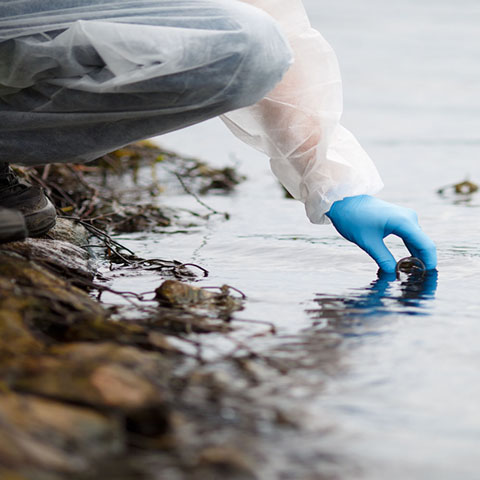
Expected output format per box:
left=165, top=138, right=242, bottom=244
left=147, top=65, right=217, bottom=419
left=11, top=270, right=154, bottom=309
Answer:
left=0, top=163, right=56, bottom=237
left=0, top=207, right=27, bottom=244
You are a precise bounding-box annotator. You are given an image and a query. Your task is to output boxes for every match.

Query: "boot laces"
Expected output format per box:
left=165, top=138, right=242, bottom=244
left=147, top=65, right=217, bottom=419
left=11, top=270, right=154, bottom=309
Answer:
left=0, top=163, right=28, bottom=194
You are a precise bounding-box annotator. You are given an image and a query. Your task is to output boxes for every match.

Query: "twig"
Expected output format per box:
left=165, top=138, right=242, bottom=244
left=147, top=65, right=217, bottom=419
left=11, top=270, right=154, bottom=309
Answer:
left=173, top=172, right=230, bottom=219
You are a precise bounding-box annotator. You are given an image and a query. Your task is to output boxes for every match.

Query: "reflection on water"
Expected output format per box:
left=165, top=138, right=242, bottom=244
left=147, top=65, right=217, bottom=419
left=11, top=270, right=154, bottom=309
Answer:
left=308, top=270, right=438, bottom=324
left=121, top=0, right=480, bottom=477
left=243, top=271, right=439, bottom=479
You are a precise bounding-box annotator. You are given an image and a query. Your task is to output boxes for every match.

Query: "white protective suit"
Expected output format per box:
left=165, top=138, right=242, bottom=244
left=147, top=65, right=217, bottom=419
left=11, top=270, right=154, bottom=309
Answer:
left=0, top=0, right=383, bottom=224
left=226, top=0, right=383, bottom=223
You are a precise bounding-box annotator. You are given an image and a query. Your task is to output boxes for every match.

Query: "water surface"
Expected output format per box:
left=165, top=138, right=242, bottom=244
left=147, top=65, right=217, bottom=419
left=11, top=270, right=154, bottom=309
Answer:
left=110, top=1, right=480, bottom=478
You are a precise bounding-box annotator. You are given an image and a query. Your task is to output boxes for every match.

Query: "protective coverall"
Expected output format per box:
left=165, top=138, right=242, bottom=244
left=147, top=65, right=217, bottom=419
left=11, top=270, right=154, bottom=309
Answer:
left=0, top=0, right=437, bottom=272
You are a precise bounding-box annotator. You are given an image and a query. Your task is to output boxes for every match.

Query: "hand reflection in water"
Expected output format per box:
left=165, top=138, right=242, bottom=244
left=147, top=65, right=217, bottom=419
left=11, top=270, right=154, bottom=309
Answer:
left=374, top=269, right=438, bottom=312
left=308, top=269, right=438, bottom=323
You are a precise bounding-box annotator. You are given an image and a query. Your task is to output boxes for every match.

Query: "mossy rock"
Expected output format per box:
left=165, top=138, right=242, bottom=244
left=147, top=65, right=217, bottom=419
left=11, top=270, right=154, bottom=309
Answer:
left=0, top=237, right=94, bottom=283
left=0, top=250, right=107, bottom=360
left=0, top=393, right=123, bottom=473
left=8, top=342, right=172, bottom=411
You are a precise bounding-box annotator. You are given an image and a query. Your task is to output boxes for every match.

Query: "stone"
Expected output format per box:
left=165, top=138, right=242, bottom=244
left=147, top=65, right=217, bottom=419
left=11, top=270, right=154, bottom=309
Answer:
left=47, top=218, right=90, bottom=247
left=9, top=342, right=171, bottom=411
left=0, top=393, right=123, bottom=472
left=0, top=238, right=94, bottom=282
left=0, top=251, right=107, bottom=343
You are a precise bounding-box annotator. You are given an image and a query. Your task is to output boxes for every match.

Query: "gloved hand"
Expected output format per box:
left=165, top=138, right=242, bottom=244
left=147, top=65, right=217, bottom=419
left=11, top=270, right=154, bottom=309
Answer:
left=326, top=195, right=437, bottom=273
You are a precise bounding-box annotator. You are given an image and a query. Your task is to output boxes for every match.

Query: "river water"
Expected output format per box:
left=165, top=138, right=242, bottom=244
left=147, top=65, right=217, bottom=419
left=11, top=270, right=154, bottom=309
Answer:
left=110, top=1, right=480, bottom=478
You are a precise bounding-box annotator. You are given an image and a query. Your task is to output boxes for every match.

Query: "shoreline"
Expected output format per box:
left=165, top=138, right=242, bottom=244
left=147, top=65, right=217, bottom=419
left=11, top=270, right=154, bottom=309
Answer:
left=0, top=144, right=294, bottom=480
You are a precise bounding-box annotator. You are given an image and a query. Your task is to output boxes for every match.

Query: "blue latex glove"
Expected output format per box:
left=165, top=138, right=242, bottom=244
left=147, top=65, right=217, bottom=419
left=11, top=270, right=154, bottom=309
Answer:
left=326, top=195, right=437, bottom=273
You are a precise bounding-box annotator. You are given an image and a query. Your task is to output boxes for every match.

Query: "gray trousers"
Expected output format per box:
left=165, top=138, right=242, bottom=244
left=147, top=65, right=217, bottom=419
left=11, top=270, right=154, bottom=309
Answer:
left=0, top=0, right=292, bottom=165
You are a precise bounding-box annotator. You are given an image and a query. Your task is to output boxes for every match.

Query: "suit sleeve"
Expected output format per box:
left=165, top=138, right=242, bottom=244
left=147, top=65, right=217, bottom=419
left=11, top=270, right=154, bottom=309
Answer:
left=222, top=0, right=383, bottom=224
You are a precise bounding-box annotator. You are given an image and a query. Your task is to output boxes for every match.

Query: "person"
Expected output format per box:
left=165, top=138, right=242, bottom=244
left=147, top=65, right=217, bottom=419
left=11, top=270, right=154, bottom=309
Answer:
left=0, top=0, right=437, bottom=273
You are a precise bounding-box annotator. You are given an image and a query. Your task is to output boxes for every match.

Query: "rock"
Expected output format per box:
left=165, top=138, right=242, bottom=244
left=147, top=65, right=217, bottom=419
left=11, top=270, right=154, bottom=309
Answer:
left=454, top=180, right=478, bottom=194
left=152, top=309, right=234, bottom=335
left=0, top=469, right=32, bottom=480
left=152, top=280, right=246, bottom=334
left=59, top=316, right=150, bottom=344
left=156, top=280, right=217, bottom=307
left=195, top=445, right=257, bottom=480
left=0, top=393, right=123, bottom=472
left=0, top=251, right=107, bottom=342
left=0, top=238, right=94, bottom=283
left=155, top=280, right=244, bottom=321
left=0, top=310, right=44, bottom=362
left=8, top=342, right=172, bottom=411
left=437, top=179, right=479, bottom=196
left=47, top=218, right=90, bottom=247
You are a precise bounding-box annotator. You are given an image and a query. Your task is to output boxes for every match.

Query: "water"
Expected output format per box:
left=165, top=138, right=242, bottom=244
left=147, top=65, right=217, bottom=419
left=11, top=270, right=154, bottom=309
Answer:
left=110, top=1, right=480, bottom=478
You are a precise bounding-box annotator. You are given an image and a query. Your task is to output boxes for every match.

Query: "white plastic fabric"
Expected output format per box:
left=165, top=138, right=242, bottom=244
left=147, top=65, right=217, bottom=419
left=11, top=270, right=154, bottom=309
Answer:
left=0, top=0, right=292, bottom=163
left=223, top=0, right=384, bottom=224
left=0, top=0, right=383, bottom=225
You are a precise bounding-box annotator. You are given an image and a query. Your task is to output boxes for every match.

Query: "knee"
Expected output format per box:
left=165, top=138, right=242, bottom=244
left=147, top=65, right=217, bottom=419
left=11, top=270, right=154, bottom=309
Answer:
left=221, top=2, right=293, bottom=109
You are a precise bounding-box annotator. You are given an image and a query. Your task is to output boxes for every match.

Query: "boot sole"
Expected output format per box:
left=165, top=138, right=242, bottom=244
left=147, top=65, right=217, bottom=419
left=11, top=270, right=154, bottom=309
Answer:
left=24, top=198, right=57, bottom=237
left=1, top=228, right=27, bottom=243
left=0, top=226, right=27, bottom=243
left=0, top=210, right=27, bottom=244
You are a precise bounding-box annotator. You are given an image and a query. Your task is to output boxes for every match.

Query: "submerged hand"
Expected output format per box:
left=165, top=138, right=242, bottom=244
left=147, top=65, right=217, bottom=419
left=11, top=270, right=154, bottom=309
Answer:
left=326, top=195, right=437, bottom=273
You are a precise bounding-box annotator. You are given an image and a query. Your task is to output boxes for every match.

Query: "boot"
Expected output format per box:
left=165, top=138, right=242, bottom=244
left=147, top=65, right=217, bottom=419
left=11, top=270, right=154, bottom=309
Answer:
left=0, top=207, right=27, bottom=244
left=0, top=163, right=56, bottom=237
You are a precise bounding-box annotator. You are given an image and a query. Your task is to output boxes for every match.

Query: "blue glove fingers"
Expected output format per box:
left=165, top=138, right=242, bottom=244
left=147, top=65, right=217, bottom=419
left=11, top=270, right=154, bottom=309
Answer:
left=358, top=238, right=397, bottom=273
left=392, top=224, right=437, bottom=270
left=327, top=195, right=437, bottom=273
